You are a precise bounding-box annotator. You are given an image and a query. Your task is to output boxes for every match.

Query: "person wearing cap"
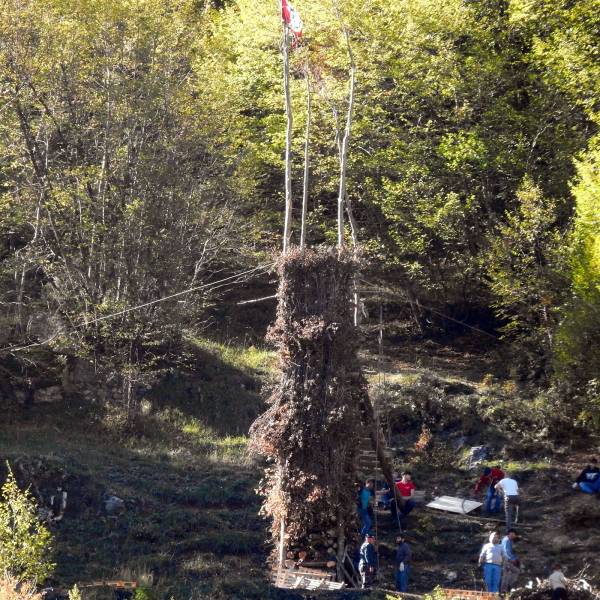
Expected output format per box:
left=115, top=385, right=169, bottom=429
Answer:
left=478, top=531, right=503, bottom=593
left=359, top=533, right=378, bottom=589
left=500, top=529, right=520, bottom=593
left=357, top=479, right=375, bottom=537
left=549, top=564, right=569, bottom=600
left=572, top=458, right=600, bottom=494
left=495, top=473, right=520, bottom=530
left=395, top=534, right=412, bottom=592
left=474, top=465, right=505, bottom=514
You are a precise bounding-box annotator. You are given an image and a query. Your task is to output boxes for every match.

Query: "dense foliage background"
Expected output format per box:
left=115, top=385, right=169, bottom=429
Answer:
left=1, top=0, right=598, bottom=434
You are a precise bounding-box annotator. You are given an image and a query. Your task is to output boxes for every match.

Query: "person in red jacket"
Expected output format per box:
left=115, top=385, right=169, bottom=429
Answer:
left=474, top=465, right=505, bottom=514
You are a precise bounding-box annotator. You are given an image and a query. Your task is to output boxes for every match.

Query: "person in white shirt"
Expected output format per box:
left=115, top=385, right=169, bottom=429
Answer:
left=495, top=474, right=520, bottom=530
left=549, top=564, right=568, bottom=600
left=478, top=532, right=504, bottom=593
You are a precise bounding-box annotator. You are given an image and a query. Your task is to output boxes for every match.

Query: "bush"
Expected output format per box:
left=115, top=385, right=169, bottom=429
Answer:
left=0, top=464, right=54, bottom=583
left=0, top=576, right=42, bottom=600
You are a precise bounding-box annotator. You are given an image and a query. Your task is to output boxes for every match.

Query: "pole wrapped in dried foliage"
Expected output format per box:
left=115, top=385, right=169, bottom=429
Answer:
left=251, top=246, right=366, bottom=557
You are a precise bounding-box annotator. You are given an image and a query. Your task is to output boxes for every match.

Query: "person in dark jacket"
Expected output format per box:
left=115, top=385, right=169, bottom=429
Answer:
left=572, top=458, right=600, bottom=492
left=358, top=533, right=378, bottom=589
left=395, top=534, right=412, bottom=592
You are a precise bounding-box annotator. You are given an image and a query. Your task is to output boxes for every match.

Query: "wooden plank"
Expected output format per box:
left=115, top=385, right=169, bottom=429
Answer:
left=426, top=496, right=482, bottom=515
left=425, top=509, right=535, bottom=529
left=275, top=570, right=344, bottom=591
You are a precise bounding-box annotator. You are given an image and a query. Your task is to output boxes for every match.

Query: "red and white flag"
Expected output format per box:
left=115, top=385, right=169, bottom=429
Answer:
left=281, top=0, right=303, bottom=37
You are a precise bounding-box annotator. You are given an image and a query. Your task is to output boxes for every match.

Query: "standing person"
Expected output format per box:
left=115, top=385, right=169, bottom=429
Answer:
left=495, top=473, right=520, bottom=529
left=474, top=465, right=505, bottom=514
left=478, top=532, right=503, bottom=593
left=359, top=533, right=378, bottom=589
left=357, top=479, right=375, bottom=537
left=395, top=534, right=412, bottom=592
left=395, top=471, right=417, bottom=528
left=500, top=529, right=520, bottom=593
left=549, top=564, right=569, bottom=600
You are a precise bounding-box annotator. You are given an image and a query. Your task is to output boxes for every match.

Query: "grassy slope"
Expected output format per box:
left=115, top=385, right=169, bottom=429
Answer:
left=1, top=340, right=281, bottom=600
left=2, top=335, right=599, bottom=599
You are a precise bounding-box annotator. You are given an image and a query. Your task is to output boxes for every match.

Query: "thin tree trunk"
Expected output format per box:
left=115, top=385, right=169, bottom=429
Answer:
left=300, top=62, right=311, bottom=249
left=336, top=21, right=356, bottom=249
left=282, top=25, right=293, bottom=253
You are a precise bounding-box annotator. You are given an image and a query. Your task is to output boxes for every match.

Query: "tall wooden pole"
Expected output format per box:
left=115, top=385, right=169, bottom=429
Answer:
left=300, top=61, right=311, bottom=249
left=282, top=24, right=293, bottom=253
left=336, top=23, right=355, bottom=249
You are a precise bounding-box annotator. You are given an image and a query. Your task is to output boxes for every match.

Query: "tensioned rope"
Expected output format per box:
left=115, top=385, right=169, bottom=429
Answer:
left=0, top=262, right=274, bottom=355
left=360, top=285, right=498, bottom=341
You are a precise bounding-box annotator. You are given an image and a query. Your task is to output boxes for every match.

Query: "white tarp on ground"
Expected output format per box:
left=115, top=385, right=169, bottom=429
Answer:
left=426, top=495, right=482, bottom=514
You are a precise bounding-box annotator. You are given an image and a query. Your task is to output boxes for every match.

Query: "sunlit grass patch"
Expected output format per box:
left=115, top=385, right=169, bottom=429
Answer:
left=188, top=337, right=276, bottom=376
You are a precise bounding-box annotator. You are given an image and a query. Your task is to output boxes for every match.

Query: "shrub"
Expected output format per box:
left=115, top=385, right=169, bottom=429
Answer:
left=0, top=576, right=42, bottom=600
left=0, top=464, right=54, bottom=583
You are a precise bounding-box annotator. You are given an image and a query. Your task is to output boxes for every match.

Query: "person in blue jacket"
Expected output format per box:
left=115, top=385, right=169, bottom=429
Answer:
left=357, top=479, right=375, bottom=537
left=572, top=458, right=600, bottom=494
left=359, top=533, right=378, bottom=589
left=501, top=529, right=520, bottom=593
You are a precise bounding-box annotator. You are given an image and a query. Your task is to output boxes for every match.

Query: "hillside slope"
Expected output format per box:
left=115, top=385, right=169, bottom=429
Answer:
left=1, top=335, right=598, bottom=599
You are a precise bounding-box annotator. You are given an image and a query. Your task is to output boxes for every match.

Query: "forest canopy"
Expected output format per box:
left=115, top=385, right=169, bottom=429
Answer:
left=1, top=0, right=599, bottom=432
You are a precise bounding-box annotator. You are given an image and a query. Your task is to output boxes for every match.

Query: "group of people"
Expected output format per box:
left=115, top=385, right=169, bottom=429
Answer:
left=352, top=457, right=597, bottom=593
left=357, top=532, right=411, bottom=591
left=356, top=472, right=418, bottom=590
left=478, top=532, right=570, bottom=600
left=478, top=530, right=520, bottom=593
left=357, top=471, right=418, bottom=538
left=473, top=466, right=521, bottom=529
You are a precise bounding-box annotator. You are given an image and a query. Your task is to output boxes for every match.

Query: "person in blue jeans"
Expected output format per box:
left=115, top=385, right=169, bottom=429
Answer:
left=357, top=479, right=375, bottom=537
left=474, top=466, right=505, bottom=514
left=395, top=534, right=412, bottom=592
left=478, top=532, right=503, bottom=593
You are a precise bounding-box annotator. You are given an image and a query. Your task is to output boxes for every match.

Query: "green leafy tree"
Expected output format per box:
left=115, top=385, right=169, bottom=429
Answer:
left=555, top=139, right=600, bottom=395
left=485, top=177, right=566, bottom=379
left=0, top=465, right=54, bottom=583
left=0, top=0, right=246, bottom=409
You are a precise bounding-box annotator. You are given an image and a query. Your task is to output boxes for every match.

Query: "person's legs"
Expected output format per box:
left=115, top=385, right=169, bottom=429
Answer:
left=401, top=499, right=415, bottom=516
left=485, top=487, right=494, bottom=513
left=490, top=564, right=501, bottom=593
left=484, top=564, right=501, bottom=593
left=360, top=566, right=366, bottom=589
left=552, top=589, right=568, bottom=600
left=501, top=563, right=519, bottom=593
left=358, top=508, right=372, bottom=537
left=493, top=490, right=502, bottom=513
left=399, top=565, right=410, bottom=592
left=483, top=564, right=493, bottom=591
left=505, top=499, right=513, bottom=530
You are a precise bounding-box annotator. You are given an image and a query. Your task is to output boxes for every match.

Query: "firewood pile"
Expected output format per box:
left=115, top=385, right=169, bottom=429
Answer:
left=250, top=247, right=365, bottom=564
left=510, top=579, right=599, bottom=600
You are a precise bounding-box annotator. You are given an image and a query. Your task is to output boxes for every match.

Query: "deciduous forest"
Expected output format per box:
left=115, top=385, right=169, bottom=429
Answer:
left=0, top=0, right=599, bottom=598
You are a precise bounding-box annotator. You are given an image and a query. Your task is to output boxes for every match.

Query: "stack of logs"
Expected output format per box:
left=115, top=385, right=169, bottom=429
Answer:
left=284, top=527, right=341, bottom=571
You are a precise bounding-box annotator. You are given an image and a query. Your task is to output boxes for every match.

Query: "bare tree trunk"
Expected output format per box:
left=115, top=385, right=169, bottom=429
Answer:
left=282, top=25, right=293, bottom=253
left=300, top=62, right=311, bottom=249
left=336, top=19, right=356, bottom=250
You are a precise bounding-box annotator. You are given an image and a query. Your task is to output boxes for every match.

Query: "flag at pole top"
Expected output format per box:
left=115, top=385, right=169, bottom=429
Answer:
left=281, top=0, right=303, bottom=37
